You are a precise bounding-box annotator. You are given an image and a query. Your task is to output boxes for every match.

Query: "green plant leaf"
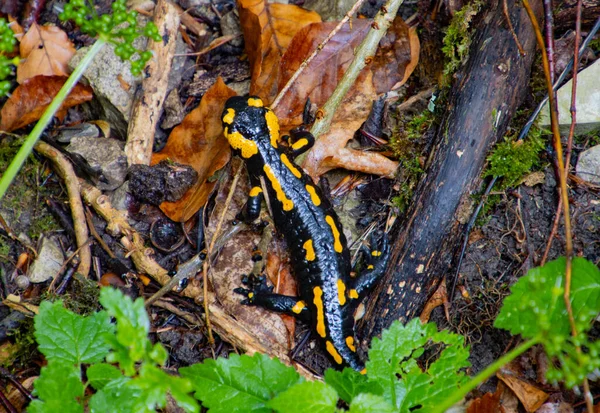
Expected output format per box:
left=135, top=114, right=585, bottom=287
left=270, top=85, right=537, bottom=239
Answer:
left=129, top=364, right=198, bottom=413
left=89, top=377, right=141, bottom=413
left=34, top=300, right=113, bottom=365
left=495, top=257, right=600, bottom=338
left=348, top=393, right=395, bottom=413
left=86, top=363, right=123, bottom=390
left=267, top=381, right=338, bottom=413
left=324, top=368, right=383, bottom=403
left=495, top=257, right=600, bottom=387
left=366, top=319, right=470, bottom=411
left=29, top=360, right=84, bottom=413
left=180, top=353, right=302, bottom=413
left=99, top=287, right=161, bottom=375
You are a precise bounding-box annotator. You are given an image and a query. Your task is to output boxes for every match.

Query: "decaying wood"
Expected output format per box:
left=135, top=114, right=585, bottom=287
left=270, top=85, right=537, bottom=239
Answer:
left=361, top=0, right=543, bottom=337
left=125, top=0, right=180, bottom=166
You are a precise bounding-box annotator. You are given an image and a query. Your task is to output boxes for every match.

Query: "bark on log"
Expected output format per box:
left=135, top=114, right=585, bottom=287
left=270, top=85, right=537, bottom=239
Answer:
left=360, top=0, right=543, bottom=337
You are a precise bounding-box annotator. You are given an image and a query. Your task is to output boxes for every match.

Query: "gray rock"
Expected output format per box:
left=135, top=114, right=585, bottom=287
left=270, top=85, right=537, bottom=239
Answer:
left=540, top=59, right=600, bottom=134
left=27, top=236, right=64, bottom=283
left=576, top=145, right=600, bottom=184
left=68, top=137, right=128, bottom=190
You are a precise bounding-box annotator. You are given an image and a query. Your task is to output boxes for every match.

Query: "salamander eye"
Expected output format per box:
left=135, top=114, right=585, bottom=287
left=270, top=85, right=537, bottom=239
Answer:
left=247, top=97, right=264, bottom=107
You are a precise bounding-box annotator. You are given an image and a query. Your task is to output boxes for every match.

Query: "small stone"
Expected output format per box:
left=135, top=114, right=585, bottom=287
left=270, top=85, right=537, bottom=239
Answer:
left=67, top=137, right=128, bottom=191
left=522, top=171, right=545, bottom=187
left=576, top=145, right=600, bottom=184
left=540, top=59, right=600, bottom=134
left=27, top=236, right=64, bottom=283
left=15, top=275, right=30, bottom=289
left=129, top=160, right=198, bottom=205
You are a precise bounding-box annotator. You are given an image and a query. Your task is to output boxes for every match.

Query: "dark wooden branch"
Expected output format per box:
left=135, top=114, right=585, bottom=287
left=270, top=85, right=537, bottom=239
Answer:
left=361, top=0, right=543, bottom=337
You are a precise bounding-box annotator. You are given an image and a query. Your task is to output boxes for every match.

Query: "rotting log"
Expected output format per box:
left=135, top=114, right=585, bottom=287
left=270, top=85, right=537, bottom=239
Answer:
left=360, top=0, right=543, bottom=338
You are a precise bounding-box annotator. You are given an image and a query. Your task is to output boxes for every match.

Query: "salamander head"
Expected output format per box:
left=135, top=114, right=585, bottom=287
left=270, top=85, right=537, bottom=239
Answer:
left=222, top=96, right=280, bottom=158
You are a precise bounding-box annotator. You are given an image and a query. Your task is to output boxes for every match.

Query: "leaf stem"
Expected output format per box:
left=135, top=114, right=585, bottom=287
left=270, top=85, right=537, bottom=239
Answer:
left=431, top=337, right=540, bottom=413
left=0, top=37, right=107, bottom=201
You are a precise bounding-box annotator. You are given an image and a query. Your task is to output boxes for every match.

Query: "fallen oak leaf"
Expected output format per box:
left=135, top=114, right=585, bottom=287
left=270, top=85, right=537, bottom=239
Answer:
left=151, top=77, right=236, bottom=222
left=17, top=23, right=76, bottom=83
left=497, top=366, right=549, bottom=412
left=0, top=75, right=93, bottom=132
left=239, top=0, right=321, bottom=102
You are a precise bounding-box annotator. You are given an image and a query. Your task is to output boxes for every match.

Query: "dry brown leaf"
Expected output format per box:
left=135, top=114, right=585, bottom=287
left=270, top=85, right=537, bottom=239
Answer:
left=239, top=0, right=321, bottom=102
left=419, top=277, right=449, bottom=323
left=151, top=77, right=235, bottom=222
left=0, top=75, right=93, bottom=132
left=17, top=23, right=76, bottom=83
left=300, top=71, right=398, bottom=179
left=372, top=21, right=420, bottom=92
left=497, top=369, right=549, bottom=412
left=467, top=387, right=503, bottom=413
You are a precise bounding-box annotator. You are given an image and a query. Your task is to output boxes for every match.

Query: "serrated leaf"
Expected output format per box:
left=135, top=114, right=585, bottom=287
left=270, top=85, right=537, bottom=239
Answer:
left=89, top=377, right=141, bottom=413
left=349, top=393, right=395, bottom=413
left=99, top=287, right=157, bottom=375
left=324, top=368, right=383, bottom=403
left=86, top=363, right=123, bottom=390
left=180, top=353, right=302, bottom=413
left=366, top=319, right=470, bottom=412
left=34, top=300, right=113, bottom=365
left=29, top=360, right=84, bottom=413
left=129, top=364, right=198, bottom=413
left=267, top=381, right=338, bottom=413
left=495, top=257, right=600, bottom=338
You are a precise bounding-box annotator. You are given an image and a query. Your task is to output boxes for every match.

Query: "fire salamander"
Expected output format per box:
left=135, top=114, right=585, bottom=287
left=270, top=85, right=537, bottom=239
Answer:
left=222, top=96, right=389, bottom=371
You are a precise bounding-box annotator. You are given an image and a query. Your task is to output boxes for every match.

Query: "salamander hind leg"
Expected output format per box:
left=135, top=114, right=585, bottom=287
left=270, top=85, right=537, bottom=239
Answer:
left=350, top=232, right=390, bottom=300
left=234, top=274, right=311, bottom=322
left=286, top=126, right=315, bottom=160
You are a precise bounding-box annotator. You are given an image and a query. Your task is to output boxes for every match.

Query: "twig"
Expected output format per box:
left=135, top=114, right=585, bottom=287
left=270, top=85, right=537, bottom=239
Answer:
left=34, top=142, right=91, bottom=277
left=523, top=1, right=591, bottom=411
left=271, top=0, right=369, bottom=109
left=125, top=0, right=180, bottom=165
left=542, top=0, right=556, bottom=84
left=295, top=0, right=407, bottom=165
left=202, top=166, right=243, bottom=344
left=503, top=0, right=526, bottom=56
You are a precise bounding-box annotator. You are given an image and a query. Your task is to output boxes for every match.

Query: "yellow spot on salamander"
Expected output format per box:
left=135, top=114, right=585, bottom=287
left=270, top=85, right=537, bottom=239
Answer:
left=263, top=164, right=294, bottom=211
left=371, top=250, right=382, bottom=257
left=248, top=292, right=254, bottom=299
left=292, top=300, right=306, bottom=314
left=325, top=216, right=343, bottom=253
left=360, top=368, right=367, bottom=375
left=265, top=109, right=280, bottom=148
left=222, top=108, right=235, bottom=125
left=247, top=97, right=263, bottom=107
left=367, top=264, right=374, bottom=270
left=305, top=185, right=321, bottom=206
left=346, top=336, right=356, bottom=352
left=303, top=239, right=315, bottom=261
left=281, top=153, right=301, bottom=178
left=337, top=279, right=347, bottom=306
left=291, top=138, right=309, bottom=150
left=326, top=341, right=343, bottom=364
left=225, top=129, right=258, bottom=159
left=313, top=286, right=326, bottom=338
left=249, top=186, right=262, bottom=197
left=349, top=289, right=359, bottom=299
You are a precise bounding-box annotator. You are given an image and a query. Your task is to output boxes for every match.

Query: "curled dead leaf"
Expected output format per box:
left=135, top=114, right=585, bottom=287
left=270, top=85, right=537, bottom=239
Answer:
left=238, top=0, right=321, bottom=102
left=151, top=77, right=236, bottom=222
left=17, top=23, right=76, bottom=83
left=0, top=75, right=93, bottom=132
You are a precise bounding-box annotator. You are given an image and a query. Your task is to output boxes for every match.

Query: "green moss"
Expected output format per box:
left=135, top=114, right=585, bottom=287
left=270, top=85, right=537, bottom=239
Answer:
left=2, top=318, right=36, bottom=370
left=441, top=0, right=484, bottom=84
left=485, top=126, right=545, bottom=188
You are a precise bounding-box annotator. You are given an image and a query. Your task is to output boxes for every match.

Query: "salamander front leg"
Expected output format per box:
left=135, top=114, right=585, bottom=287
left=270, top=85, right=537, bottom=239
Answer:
left=350, top=233, right=390, bottom=300
left=237, top=174, right=263, bottom=222
left=234, top=274, right=311, bottom=322
left=285, top=126, right=315, bottom=160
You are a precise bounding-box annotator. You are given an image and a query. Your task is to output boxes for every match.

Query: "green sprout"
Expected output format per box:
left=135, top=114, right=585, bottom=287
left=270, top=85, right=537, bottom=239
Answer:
left=0, top=18, right=19, bottom=96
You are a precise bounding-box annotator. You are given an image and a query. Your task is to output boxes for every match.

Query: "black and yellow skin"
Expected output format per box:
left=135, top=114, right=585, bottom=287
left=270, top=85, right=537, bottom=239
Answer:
left=222, top=96, right=389, bottom=371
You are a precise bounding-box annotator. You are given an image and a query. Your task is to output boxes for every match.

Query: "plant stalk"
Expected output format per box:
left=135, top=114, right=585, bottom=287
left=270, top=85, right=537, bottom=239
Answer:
left=432, top=338, right=540, bottom=413
left=0, top=37, right=107, bottom=201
